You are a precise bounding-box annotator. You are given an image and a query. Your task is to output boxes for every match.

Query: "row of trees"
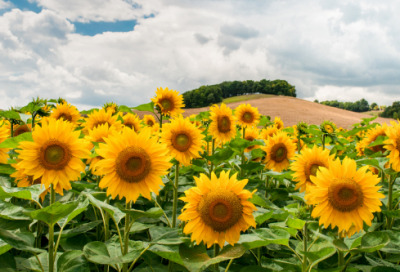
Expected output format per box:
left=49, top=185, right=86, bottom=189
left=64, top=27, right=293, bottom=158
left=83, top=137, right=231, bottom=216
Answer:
left=316, top=98, right=372, bottom=112
left=183, top=79, right=296, bottom=108
left=380, top=101, right=400, bottom=118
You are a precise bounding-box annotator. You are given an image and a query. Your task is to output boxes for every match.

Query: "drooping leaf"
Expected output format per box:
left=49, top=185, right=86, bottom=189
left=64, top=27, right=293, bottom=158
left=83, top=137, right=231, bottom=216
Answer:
left=24, top=201, right=79, bottom=227
left=0, top=251, right=16, bottom=272
left=57, top=250, right=90, bottom=272
left=0, top=229, right=45, bottom=254
left=0, top=164, right=16, bottom=175
left=0, top=132, right=33, bottom=149
left=132, top=102, right=155, bottom=113
left=118, top=206, right=163, bottom=221
left=0, top=184, right=46, bottom=204
left=82, top=192, right=125, bottom=224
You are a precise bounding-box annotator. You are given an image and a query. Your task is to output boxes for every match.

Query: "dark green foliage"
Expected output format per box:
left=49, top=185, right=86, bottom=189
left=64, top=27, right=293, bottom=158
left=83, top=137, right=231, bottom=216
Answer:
left=183, top=79, right=296, bottom=108
left=381, top=101, right=400, bottom=118
left=320, top=98, right=370, bottom=112
left=370, top=102, right=378, bottom=110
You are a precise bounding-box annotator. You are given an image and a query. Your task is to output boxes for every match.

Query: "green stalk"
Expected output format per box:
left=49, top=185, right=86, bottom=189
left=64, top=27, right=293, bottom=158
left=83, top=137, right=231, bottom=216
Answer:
left=10, top=121, right=14, bottom=138
left=123, top=201, right=132, bottom=272
left=338, top=231, right=344, bottom=267
left=159, top=114, right=163, bottom=133
left=387, top=174, right=394, bottom=230
left=32, top=112, right=37, bottom=130
left=172, top=163, right=179, bottom=228
left=104, top=196, right=110, bottom=272
left=48, top=184, right=55, bottom=272
left=297, top=134, right=301, bottom=153
left=302, top=222, right=308, bottom=272
left=241, top=127, right=246, bottom=178
left=322, top=134, right=326, bottom=150
left=265, top=175, right=269, bottom=197
left=210, top=139, right=215, bottom=178
left=225, top=259, right=234, bottom=272
left=214, top=244, right=220, bottom=271
left=257, top=247, right=261, bottom=266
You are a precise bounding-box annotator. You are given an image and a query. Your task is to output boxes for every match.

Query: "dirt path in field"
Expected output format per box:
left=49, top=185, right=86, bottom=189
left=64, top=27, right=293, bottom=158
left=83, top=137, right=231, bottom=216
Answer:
left=133, top=96, right=392, bottom=129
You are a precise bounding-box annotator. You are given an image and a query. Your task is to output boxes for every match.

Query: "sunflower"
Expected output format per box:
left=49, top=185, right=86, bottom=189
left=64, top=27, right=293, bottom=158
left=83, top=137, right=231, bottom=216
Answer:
left=0, top=126, right=10, bottom=164
left=243, top=127, right=260, bottom=153
left=11, top=161, right=52, bottom=201
left=143, top=115, right=156, bottom=127
left=384, top=120, right=400, bottom=171
left=305, top=157, right=384, bottom=232
left=13, top=123, right=32, bottom=137
left=15, top=118, right=92, bottom=195
left=94, top=127, right=172, bottom=203
left=178, top=171, right=257, bottom=248
left=273, top=117, right=284, bottom=130
left=103, top=102, right=118, bottom=115
left=85, top=124, right=119, bottom=173
left=50, top=103, right=81, bottom=125
left=209, top=104, right=237, bottom=143
left=160, top=115, right=204, bottom=166
left=121, top=113, right=141, bottom=132
left=355, top=142, right=365, bottom=157
left=291, top=145, right=334, bottom=193
left=83, top=108, right=122, bottom=134
left=151, top=87, right=185, bottom=117
left=150, top=123, right=160, bottom=137
left=320, top=120, right=336, bottom=134
left=259, top=125, right=279, bottom=141
left=359, top=124, right=388, bottom=154
left=234, top=104, right=261, bottom=128
left=262, top=131, right=296, bottom=172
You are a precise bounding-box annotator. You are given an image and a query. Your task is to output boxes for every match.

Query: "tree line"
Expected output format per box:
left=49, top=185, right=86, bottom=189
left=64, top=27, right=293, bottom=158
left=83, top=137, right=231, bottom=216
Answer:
left=381, top=101, right=400, bottom=119
left=315, top=98, right=373, bottom=112
left=182, top=79, right=296, bottom=108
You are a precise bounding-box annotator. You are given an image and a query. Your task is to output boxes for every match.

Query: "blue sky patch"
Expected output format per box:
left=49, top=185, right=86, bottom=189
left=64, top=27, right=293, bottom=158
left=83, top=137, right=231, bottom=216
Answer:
left=7, top=0, right=42, bottom=13
left=73, top=20, right=137, bottom=36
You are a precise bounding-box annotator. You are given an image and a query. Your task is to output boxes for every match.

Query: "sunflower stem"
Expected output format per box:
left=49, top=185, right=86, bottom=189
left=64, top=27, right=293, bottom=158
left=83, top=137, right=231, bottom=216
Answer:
left=210, top=139, right=215, bottom=178
left=32, top=112, right=37, bottom=130
left=322, top=134, right=326, bottom=150
left=123, top=201, right=132, bottom=272
left=214, top=244, right=220, bottom=271
left=10, top=120, right=14, bottom=138
left=257, top=247, right=261, bottom=266
left=265, top=175, right=269, bottom=197
left=241, top=127, right=246, bottom=178
left=159, top=114, right=163, bottom=133
left=225, top=259, right=234, bottom=272
left=48, top=184, right=55, bottom=272
left=172, top=163, right=179, bottom=228
left=302, top=222, right=308, bottom=272
left=387, top=174, right=394, bottom=230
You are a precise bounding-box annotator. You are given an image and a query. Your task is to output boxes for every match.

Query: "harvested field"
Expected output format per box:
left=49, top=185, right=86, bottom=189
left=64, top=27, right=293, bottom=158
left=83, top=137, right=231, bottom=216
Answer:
left=133, top=96, right=392, bottom=129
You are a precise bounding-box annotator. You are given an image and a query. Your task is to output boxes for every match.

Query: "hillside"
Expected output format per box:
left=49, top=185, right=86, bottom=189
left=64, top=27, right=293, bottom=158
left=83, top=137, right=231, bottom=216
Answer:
left=133, top=96, right=391, bottom=129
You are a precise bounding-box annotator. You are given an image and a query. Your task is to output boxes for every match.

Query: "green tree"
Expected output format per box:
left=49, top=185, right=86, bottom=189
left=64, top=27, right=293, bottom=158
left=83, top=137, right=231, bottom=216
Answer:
left=394, top=112, right=398, bottom=119
left=370, top=103, right=378, bottom=110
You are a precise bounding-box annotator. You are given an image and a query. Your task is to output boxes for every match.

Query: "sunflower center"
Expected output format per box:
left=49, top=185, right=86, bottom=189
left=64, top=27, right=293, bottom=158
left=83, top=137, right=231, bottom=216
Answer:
left=371, top=134, right=386, bottom=153
left=160, top=98, right=173, bottom=111
left=243, top=112, right=253, bottom=123
left=218, top=116, right=231, bottom=133
left=328, top=178, right=364, bottom=212
left=40, top=141, right=71, bottom=170
left=147, top=120, right=154, bottom=126
left=172, top=133, right=192, bottom=152
left=94, top=121, right=108, bottom=129
left=310, top=164, right=320, bottom=176
left=124, top=123, right=135, bottom=131
left=396, top=136, right=400, bottom=153
left=58, top=113, right=72, bottom=122
left=198, top=189, right=243, bottom=232
left=115, top=146, right=151, bottom=183
left=13, top=125, right=30, bottom=137
left=271, top=144, right=287, bottom=162
left=325, top=125, right=333, bottom=133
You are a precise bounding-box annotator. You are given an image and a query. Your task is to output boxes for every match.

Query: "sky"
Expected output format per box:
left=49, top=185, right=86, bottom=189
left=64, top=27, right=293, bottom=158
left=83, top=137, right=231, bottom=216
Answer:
left=1, top=0, right=400, bottom=110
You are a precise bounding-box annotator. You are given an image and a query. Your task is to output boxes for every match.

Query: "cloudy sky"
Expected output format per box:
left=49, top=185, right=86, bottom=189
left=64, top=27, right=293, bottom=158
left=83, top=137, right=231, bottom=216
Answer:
left=1, top=0, right=400, bottom=110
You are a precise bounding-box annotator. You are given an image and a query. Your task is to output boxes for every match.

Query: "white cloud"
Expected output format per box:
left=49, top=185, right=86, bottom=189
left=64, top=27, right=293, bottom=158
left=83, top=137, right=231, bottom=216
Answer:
left=1, top=0, right=400, bottom=110
left=0, top=0, right=12, bottom=9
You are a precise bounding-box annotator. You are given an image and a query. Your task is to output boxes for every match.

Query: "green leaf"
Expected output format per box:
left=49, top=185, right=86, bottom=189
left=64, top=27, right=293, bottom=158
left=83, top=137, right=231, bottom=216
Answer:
left=24, top=201, right=79, bottom=227
left=382, top=210, right=400, bottom=218
left=240, top=161, right=264, bottom=172
left=0, top=164, right=16, bottom=175
left=82, top=192, right=125, bottom=224
left=229, top=138, right=264, bottom=153
left=132, top=102, right=155, bottom=113
left=286, top=217, right=305, bottom=230
left=254, top=209, right=273, bottom=225
left=20, top=102, right=45, bottom=114
left=0, top=229, right=45, bottom=254
left=0, top=238, right=13, bottom=255
left=0, top=110, right=21, bottom=120
left=252, top=228, right=290, bottom=246
left=118, top=105, right=134, bottom=114
left=119, top=206, right=163, bottom=221
left=257, top=115, right=270, bottom=127
left=58, top=197, right=90, bottom=228
left=0, top=218, right=32, bottom=230
left=205, top=147, right=236, bottom=165
left=149, top=244, right=184, bottom=266
left=333, top=239, right=349, bottom=252
left=21, top=252, right=62, bottom=272
left=129, top=222, right=154, bottom=233
left=301, top=247, right=336, bottom=270
left=57, top=250, right=90, bottom=272
left=0, top=199, right=33, bottom=220
left=179, top=243, right=246, bottom=272
left=0, top=132, right=33, bottom=149
left=54, top=221, right=102, bottom=239
left=250, top=193, right=279, bottom=210
left=0, top=184, right=46, bottom=204
left=0, top=251, right=16, bottom=272
left=251, top=148, right=265, bottom=159
left=83, top=241, right=123, bottom=266
left=354, top=232, right=390, bottom=253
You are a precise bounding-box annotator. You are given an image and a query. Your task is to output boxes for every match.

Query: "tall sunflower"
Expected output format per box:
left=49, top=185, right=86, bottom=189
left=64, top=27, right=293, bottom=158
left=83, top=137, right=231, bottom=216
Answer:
left=320, top=120, right=336, bottom=134
left=50, top=103, right=81, bottom=125
left=209, top=103, right=237, bottom=143
left=160, top=116, right=204, bottom=166
left=273, top=117, right=284, bottom=130
left=262, top=131, right=296, bottom=172
left=305, top=157, right=384, bottom=232
left=291, top=145, right=334, bottom=193
left=94, top=127, right=172, bottom=203
left=179, top=171, right=257, bottom=248
left=259, top=125, right=279, bottom=141
left=235, top=104, right=261, bottom=128
left=13, top=124, right=32, bottom=137
left=143, top=115, right=156, bottom=127
left=15, top=118, right=92, bottom=195
left=384, top=120, right=400, bottom=171
left=151, top=87, right=185, bottom=117
left=243, top=126, right=261, bottom=153
left=121, top=113, right=141, bottom=132
left=103, top=102, right=118, bottom=115
left=359, top=124, right=388, bottom=154
left=0, top=126, right=10, bottom=164
left=84, top=108, right=122, bottom=134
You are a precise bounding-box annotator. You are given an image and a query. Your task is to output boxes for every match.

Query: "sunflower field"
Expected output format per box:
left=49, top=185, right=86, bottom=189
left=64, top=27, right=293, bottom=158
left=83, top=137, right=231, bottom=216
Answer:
left=0, top=88, right=398, bottom=272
